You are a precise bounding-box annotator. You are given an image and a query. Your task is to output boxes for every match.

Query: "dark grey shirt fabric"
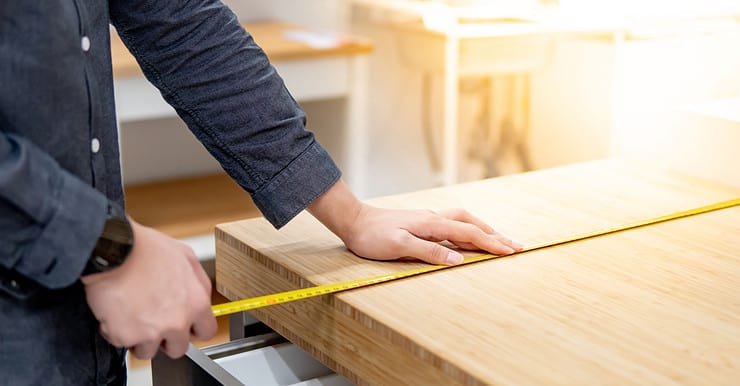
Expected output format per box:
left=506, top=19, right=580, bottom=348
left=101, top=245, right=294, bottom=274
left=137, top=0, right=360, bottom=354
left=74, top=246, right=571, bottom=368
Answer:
left=0, top=0, right=341, bottom=384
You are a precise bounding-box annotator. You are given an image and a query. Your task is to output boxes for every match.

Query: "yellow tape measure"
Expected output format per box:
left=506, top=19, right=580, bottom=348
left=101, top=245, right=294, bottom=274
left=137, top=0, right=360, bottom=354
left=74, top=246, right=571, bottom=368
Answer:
left=211, top=198, right=740, bottom=317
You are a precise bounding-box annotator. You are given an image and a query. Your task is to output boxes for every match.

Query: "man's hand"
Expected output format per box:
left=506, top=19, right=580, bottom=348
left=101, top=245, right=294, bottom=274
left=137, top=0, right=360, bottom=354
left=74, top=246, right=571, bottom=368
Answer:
left=308, top=180, right=523, bottom=265
left=81, top=220, right=217, bottom=360
left=342, top=205, right=522, bottom=265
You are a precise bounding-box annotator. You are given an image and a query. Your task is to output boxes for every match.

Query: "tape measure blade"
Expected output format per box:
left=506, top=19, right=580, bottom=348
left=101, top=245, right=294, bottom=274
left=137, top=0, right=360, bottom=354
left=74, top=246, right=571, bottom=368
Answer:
left=212, top=264, right=446, bottom=317
left=212, top=198, right=740, bottom=317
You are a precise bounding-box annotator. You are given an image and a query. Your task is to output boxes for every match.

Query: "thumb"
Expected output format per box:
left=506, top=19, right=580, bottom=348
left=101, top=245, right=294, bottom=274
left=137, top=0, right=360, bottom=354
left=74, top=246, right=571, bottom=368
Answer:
left=399, top=236, right=464, bottom=266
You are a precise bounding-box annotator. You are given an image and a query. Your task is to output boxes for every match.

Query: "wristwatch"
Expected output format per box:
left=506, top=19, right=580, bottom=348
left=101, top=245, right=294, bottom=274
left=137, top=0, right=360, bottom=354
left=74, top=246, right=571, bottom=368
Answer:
left=83, top=202, right=134, bottom=275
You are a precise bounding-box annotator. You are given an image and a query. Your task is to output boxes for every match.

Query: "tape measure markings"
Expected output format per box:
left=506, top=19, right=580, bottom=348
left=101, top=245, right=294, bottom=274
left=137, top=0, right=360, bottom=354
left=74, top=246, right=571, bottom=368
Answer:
left=212, top=198, right=740, bottom=317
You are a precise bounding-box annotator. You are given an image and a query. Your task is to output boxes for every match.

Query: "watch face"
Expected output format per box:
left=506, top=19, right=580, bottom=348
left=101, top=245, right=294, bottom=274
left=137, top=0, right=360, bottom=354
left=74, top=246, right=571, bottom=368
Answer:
left=88, top=213, right=133, bottom=274
left=101, top=217, right=134, bottom=249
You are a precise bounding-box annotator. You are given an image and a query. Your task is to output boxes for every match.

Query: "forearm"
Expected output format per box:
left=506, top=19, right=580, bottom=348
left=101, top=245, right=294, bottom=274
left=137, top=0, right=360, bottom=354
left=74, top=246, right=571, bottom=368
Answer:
left=0, top=131, right=107, bottom=291
left=110, top=3, right=307, bottom=189
left=110, top=0, right=342, bottom=228
left=307, top=179, right=364, bottom=244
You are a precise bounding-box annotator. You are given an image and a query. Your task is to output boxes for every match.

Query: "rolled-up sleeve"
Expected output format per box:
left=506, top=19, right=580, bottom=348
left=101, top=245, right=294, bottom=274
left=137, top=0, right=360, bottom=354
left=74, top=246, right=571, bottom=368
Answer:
left=0, top=132, right=107, bottom=290
left=109, top=0, right=342, bottom=228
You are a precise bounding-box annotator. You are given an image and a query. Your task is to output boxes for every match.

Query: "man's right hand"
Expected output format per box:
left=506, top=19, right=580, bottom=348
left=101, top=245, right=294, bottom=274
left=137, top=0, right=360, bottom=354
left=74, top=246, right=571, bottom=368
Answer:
left=81, top=220, right=217, bottom=359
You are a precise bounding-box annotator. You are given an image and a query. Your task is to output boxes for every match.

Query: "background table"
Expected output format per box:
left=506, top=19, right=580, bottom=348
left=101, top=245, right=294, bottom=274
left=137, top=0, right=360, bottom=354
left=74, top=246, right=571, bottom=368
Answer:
left=350, top=0, right=740, bottom=187
left=216, top=159, right=740, bottom=385
left=114, top=21, right=373, bottom=195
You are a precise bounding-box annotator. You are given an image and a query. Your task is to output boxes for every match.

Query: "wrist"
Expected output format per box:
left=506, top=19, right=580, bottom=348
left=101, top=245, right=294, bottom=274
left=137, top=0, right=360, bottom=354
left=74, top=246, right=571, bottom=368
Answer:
left=307, top=179, right=363, bottom=242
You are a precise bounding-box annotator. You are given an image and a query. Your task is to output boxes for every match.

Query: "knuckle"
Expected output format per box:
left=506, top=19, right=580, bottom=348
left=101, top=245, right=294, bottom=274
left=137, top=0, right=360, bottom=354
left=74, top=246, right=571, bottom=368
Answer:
left=459, top=223, right=481, bottom=239
left=129, top=346, right=144, bottom=359
left=117, top=330, right=139, bottom=348
left=428, top=244, right=448, bottom=264
left=183, top=247, right=198, bottom=261
left=141, top=329, right=161, bottom=345
left=171, top=318, right=192, bottom=335
left=472, top=224, right=490, bottom=239
left=496, top=232, right=512, bottom=242
left=194, top=304, right=211, bottom=320
left=201, top=320, right=218, bottom=340
left=142, top=346, right=160, bottom=361
left=168, top=344, right=188, bottom=359
left=393, top=232, right=414, bottom=246
left=496, top=235, right=512, bottom=245
left=418, top=209, right=436, bottom=221
left=452, top=208, right=467, bottom=217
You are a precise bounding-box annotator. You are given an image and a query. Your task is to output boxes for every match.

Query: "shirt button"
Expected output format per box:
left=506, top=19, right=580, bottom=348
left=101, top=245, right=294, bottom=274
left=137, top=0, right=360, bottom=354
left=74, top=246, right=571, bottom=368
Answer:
left=81, top=36, right=91, bottom=52
left=91, top=138, right=101, bottom=153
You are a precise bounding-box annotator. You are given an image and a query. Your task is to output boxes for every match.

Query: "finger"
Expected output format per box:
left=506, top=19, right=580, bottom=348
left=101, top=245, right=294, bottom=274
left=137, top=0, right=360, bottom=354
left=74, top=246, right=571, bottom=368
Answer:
left=409, top=220, right=515, bottom=255
left=449, top=237, right=515, bottom=255
left=398, top=235, right=464, bottom=265
left=449, top=240, right=477, bottom=250
left=188, top=282, right=217, bottom=342
left=437, top=209, right=524, bottom=250
left=454, top=233, right=521, bottom=252
left=437, top=208, right=496, bottom=234
left=185, top=254, right=217, bottom=341
left=129, top=340, right=161, bottom=360
left=187, top=253, right=212, bottom=297
left=478, top=228, right=521, bottom=250
left=160, top=330, right=191, bottom=359
left=190, top=309, right=218, bottom=342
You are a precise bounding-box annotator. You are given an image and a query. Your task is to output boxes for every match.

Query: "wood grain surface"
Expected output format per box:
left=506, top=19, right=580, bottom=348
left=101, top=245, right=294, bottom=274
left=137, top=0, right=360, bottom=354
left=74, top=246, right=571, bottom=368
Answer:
left=111, top=21, right=373, bottom=78
left=216, top=160, right=740, bottom=385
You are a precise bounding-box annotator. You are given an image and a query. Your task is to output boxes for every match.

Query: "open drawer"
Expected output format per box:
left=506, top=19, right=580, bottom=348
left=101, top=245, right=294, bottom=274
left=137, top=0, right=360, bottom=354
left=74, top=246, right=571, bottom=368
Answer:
left=151, top=333, right=352, bottom=386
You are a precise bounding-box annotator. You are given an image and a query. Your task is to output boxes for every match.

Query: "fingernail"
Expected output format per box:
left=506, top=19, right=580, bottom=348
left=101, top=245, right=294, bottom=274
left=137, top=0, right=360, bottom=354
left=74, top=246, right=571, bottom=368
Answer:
left=512, top=242, right=524, bottom=250
left=445, top=251, right=463, bottom=265
left=503, top=246, right=516, bottom=254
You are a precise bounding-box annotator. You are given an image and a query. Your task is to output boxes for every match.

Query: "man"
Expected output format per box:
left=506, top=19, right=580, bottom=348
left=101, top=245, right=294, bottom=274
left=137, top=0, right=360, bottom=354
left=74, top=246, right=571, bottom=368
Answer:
left=0, top=1, right=521, bottom=384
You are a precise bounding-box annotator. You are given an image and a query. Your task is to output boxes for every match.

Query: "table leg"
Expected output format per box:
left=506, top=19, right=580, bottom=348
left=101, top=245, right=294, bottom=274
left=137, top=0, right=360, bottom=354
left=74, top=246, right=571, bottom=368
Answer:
left=346, top=55, right=370, bottom=198
left=442, top=35, right=460, bottom=185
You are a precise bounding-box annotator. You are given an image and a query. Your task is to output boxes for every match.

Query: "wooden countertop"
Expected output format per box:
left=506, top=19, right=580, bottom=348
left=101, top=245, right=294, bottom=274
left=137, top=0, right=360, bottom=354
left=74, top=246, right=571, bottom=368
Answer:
left=216, top=159, right=740, bottom=385
left=111, top=21, right=374, bottom=78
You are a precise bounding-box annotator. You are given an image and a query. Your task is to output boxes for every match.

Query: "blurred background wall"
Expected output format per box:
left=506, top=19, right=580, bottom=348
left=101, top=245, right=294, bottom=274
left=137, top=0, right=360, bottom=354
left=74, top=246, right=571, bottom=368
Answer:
left=120, top=0, right=740, bottom=196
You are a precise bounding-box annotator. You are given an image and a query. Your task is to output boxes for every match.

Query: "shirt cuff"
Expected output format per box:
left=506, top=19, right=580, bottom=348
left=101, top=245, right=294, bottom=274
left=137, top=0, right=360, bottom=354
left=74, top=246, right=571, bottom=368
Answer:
left=19, top=171, right=108, bottom=289
left=251, top=141, right=341, bottom=228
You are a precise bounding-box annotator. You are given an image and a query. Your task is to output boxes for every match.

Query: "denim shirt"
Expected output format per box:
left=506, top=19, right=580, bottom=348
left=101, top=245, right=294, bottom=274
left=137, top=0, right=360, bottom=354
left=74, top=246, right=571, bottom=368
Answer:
left=0, top=0, right=340, bottom=384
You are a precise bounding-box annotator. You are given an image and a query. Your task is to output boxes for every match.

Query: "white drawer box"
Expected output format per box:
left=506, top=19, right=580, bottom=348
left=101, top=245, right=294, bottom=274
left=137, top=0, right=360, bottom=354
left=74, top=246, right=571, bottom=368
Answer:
left=151, top=333, right=353, bottom=386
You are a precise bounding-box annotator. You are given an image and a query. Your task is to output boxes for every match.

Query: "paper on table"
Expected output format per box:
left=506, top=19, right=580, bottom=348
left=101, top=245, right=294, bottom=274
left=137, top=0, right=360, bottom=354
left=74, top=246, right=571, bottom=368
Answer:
left=282, top=30, right=350, bottom=49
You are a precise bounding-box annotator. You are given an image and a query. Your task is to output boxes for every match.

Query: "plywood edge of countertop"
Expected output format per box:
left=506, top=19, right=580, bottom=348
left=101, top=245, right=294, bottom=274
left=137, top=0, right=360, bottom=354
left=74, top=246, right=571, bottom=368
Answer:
left=214, top=223, right=470, bottom=385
